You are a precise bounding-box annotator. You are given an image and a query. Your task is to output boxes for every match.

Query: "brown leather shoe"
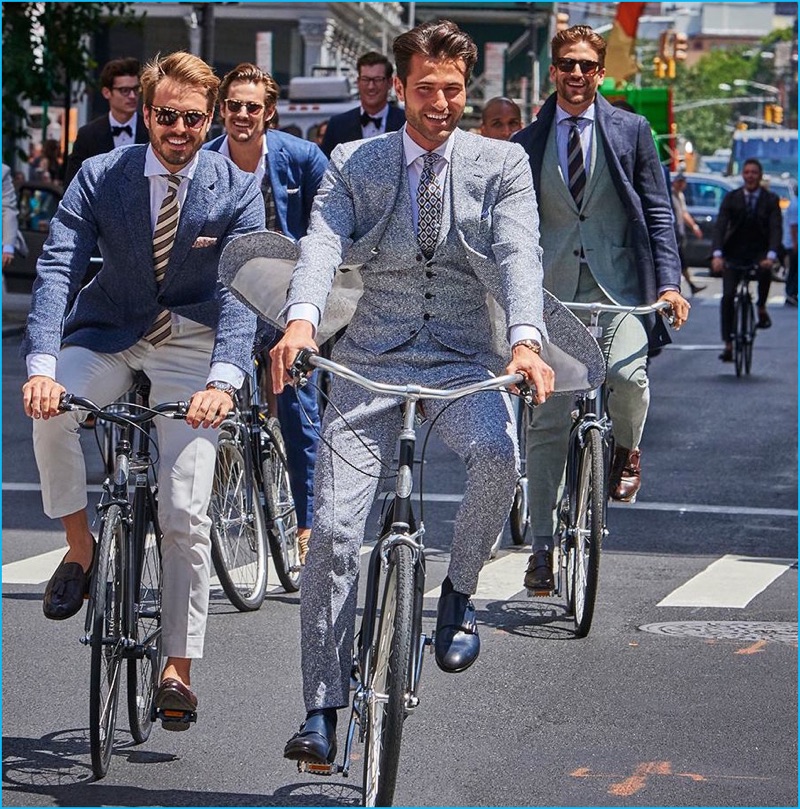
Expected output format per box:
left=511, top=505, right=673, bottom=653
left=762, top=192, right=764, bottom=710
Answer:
left=609, top=446, right=641, bottom=502
left=154, top=677, right=198, bottom=731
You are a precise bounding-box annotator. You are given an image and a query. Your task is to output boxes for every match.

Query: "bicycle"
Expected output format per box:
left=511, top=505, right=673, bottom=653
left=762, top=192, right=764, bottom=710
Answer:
left=208, top=351, right=300, bottom=611
left=58, top=376, right=189, bottom=780
left=522, top=301, right=672, bottom=638
left=289, top=348, right=531, bottom=807
left=727, top=263, right=760, bottom=377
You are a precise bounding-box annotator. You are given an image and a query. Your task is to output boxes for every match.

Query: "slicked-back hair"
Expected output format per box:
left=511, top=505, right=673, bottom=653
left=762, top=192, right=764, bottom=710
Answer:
left=140, top=51, right=220, bottom=111
left=219, top=62, right=280, bottom=108
left=99, top=57, right=140, bottom=90
left=357, top=51, right=394, bottom=79
left=551, top=25, right=607, bottom=66
left=393, top=20, right=478, bottom=85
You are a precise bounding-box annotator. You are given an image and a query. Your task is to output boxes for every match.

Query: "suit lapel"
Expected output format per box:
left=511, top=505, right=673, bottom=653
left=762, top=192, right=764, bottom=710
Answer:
left=119, top=151, right=155, bottom=279
left=448, top=129, right=485, bottom=236
left=266, top=132, right=290, bottom=231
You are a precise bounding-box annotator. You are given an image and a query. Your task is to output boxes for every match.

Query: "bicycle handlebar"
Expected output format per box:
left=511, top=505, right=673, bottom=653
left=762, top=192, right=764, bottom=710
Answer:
left=291, top=349, right=531, bottom=402
left=59, top=393, right=189, bottom=424
left=562, top=299, right=675, bottom=325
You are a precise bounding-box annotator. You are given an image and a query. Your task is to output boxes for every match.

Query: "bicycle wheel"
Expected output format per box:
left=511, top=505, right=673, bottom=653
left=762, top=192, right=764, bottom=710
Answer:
left=127, top=493, right=162, bottom=743
left=89, top=504, right=125, bottom=779
left=362, top=543, right=414, bottom=808
left=734, top=294, right=745, bottom=377
left=262, top=417, right=301, bottom=593
left=509, top=400, right=529, bottom=545
left=744, top=295, right=755, bottom=375
left=209, top=427, right=269, bottom=611
left=569, top=427, right=604, bottom=638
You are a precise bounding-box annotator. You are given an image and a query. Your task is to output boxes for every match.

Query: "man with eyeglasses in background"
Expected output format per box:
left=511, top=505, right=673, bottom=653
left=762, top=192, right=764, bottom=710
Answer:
left=206, top=63, right=328, bottom=564
left=64, top=57, right=149, bottom=187
left=21, top=51, right=264, bottom=730
left=512, top=25, right=689, bottom=592
left=320, top=51, right=406, bottom=158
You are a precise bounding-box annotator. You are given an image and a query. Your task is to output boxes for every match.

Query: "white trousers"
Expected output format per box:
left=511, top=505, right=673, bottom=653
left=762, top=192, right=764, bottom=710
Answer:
left=32, top=322, right=219, bottom=658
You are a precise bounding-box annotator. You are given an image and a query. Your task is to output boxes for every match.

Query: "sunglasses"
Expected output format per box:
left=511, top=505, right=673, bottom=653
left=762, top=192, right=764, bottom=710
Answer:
left=554, top=58, right=602, bottom=76
left=112, top=85, right=140, bottom=96
left=223, top=99, right=265, bottom=115
left=149, top=105, right=209, bottom=129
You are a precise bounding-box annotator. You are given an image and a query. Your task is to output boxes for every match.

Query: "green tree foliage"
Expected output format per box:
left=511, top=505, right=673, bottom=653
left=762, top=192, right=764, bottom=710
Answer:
left=2, top=2, right=140, bottom=163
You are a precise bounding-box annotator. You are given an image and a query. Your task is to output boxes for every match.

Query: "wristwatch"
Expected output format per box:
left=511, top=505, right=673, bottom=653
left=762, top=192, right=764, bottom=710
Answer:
left=206, top=380, right=236, bottom=398
left=511, top=339, right=542, bottom=355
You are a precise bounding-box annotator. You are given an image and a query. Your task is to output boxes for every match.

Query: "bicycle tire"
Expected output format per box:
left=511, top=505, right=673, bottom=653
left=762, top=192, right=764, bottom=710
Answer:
left=744, top=295, right=755, bottom=375
left=362, top=542, right=414, bottom=808
left=734, top=294, right=745, bottom=377
left=569, top=427, right=604, bottom=638
left=509, top=481, right=529, bottom=545
left=262, top=417, right=301, bottom=593
left=209, top=427, right=269, bottom=611
left=127, top=493, right=162, bottom=743
left=89, top=504, right=125, bottom=779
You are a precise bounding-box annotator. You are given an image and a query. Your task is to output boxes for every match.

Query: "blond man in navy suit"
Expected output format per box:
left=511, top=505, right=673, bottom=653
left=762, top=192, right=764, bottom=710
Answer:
left=271, top=20, right=555, bottom=766
left=22, top=51, right=264, bottom=726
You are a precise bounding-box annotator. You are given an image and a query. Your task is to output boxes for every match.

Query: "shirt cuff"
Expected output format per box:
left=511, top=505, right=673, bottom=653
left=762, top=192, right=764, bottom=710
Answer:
left=767, top=251, right=778, bottom=261
left=713, top=250, right=723, bottom=258
left=26, top=353, right=58, bottom=379
left=3, top=244, right=14, bottom=255
left=286, top=303, right=321, bottom=334
left=207, top=362, right=245, bottom=390
left=508, top=325, right=543, bottom=346
left=657, top=285, right=680, bottom=295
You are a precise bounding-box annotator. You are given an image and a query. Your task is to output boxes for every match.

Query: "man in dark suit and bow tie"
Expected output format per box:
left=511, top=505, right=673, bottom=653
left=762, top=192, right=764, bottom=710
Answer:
left=319, top=51, right=406, bottom=157
left=205, top=63, right=328, bottom=563
left=64, top=57, right=149, bottom=187
left=712, top=158, right=782, bottom=361
left=22, top=51, right=264, bottom=728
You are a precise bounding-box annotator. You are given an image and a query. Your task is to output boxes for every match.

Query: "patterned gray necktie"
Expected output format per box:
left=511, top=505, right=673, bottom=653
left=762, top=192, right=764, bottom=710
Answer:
left=417, top=152, right=443, bottom=258
left=261, top=154, right=280, bottom=232
left=144, top=174, right=182, bottom=347
left=567, top=116, right=587, bottom=209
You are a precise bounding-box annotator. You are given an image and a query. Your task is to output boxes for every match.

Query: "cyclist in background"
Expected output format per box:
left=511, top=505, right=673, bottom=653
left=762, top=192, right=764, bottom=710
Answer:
left=712, top=158, right=782, bottom=362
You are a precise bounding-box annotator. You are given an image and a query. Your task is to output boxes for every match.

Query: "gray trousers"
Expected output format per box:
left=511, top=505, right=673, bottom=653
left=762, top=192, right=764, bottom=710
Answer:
left=300, top=330, right=518, bottom=710
left=526, top=267, right=650, bottom=544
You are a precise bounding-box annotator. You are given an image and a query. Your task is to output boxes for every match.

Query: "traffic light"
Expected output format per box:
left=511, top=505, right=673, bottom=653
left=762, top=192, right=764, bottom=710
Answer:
left=674, top=32, right=689, bottom=61
left=765, top=104, right=775, bottom=124
left=772, top=105, right=784, bottom=125
left=653, top=57, right=667, bottom=79
left=555, top=11, right=570, bottom=32
left=658, top=30, right=675, bottom=60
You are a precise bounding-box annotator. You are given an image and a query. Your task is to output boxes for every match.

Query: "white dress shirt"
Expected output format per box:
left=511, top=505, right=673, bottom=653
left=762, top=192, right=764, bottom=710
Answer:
left=109, top=112, right=137, bottom=148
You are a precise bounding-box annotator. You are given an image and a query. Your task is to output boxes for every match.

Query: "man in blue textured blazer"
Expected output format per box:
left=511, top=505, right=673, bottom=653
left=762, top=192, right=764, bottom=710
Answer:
left=320, top=51, right=406, bottom=158
left=512, top=25, right=689, bottom=591
left=21, top=51, right=264, bottom=727
left=272, top=20, right=555, bottom=767
left=206, top=62, right=328, bottom=563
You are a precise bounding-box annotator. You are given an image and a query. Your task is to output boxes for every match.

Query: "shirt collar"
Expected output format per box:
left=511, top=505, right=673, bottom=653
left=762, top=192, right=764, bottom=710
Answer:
left=218, top=133, right=268, bottom=159
left=109, top=111, right=136, bottom=129
left=555, top=102, right=596, bottom=125
left=402, top=125, right=454, bottom=168
left=361, top=104, right=389, bottom=121
left=144, top=145, right=199, bottom=180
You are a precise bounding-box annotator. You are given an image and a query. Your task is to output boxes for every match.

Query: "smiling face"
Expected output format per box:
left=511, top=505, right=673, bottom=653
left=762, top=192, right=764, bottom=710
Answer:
left=143, top=77, right=211, bottom=172
left=550, top=40, right=605, bottom=115
left=480, top=100, right=522, bottom=140
left=394, top=54, right=466, bottom=151
left=220, top=79, right=273, bottom=145
left=357, top=63, right=392, bottom=115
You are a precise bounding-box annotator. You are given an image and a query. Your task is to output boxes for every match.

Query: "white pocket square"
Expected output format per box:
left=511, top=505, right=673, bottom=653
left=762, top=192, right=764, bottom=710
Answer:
left=192, top=236, right=218, bottom=248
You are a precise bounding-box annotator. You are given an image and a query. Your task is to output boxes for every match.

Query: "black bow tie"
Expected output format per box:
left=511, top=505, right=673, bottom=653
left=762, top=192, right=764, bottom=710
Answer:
left=360, top=112, right=382, bottom=128
left=111, top=124, right=132, bottom=137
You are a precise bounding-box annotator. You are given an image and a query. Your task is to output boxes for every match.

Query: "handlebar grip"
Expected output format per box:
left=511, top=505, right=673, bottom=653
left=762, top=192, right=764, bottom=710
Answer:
left=290, top=347, right=318, bottom=380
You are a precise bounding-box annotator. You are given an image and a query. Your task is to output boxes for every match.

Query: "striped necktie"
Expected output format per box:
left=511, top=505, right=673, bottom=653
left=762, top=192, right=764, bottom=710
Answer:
left=567, top=116, right=587, bottom=209
left=417, top=152, right=443, bottom=259
left=144, top=174, right=182, bottom=347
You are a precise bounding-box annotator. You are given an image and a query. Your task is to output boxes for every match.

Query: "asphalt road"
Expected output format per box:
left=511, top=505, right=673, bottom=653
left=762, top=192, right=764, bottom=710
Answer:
left=2, top=275, right=797, bottom=807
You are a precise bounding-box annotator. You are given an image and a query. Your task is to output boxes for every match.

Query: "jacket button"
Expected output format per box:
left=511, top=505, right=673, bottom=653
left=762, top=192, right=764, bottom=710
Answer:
left=425, top=292, right=433, bottom=299
left=416, top=254, right=423, bottom=262
left=573, top=249, right=580, bottom=256
left=409, top=328, right=415, bottom=335
left=423, top=313, right=431, bottom=321
left=426, top=271, right=434, bottom=278
left=579, top=214, right=586, bottom=222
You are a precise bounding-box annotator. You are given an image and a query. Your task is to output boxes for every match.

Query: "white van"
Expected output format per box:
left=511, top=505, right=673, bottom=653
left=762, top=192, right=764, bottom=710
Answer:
left=276, top=76, right=357, bottom=140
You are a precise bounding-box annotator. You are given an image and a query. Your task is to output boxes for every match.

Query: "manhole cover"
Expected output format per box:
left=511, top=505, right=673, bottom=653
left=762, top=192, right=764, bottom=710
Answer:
left=638, top=620, right=798, bottom=644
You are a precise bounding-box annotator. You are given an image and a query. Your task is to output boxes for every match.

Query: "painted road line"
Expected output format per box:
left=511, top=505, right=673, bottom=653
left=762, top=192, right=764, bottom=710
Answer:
left=657, top=554, right=796, bottom=608
left=2, top=548, right=66, bottom=585
left=3, top=483, right=797, bottom=519
left=423, top=549, right=529, bottom=600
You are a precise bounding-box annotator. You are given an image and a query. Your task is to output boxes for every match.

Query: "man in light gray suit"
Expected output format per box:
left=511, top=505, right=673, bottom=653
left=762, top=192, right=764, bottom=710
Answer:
left=2, top=163, right=26, bottom=268
left=512, top=25, right=690, bottom=591
left=21, top=51, right=264, bottom=728
left=271, top=20, right=555, bottom=766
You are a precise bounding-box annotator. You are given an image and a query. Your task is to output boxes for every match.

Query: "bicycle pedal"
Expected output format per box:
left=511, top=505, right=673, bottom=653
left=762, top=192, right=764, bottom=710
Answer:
left=155, top=707, right=197, bottom=731
left=526, top=587, right=554, bottom=598
left=297, top=760, right=337, bottom=776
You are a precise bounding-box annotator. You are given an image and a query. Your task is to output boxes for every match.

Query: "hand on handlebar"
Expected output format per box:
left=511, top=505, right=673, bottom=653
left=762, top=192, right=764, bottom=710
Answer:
left=269, top=320, right=318, bottom=395
left=506, top=347, right=554, bottom=406
left=22, top=375, right=66, bottom=420
left=656, top=289, right=690, bottom=330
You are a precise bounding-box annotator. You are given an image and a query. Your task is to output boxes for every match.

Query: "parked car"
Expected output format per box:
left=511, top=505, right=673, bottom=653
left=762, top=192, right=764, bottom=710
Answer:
left=676, top=172, right=738, bottom=268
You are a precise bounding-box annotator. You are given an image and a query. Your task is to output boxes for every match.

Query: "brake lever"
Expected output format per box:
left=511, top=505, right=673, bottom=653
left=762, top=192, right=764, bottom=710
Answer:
left=289, top=347, right=316, bottom=388
left=517, top=380, right=536, bottom=407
